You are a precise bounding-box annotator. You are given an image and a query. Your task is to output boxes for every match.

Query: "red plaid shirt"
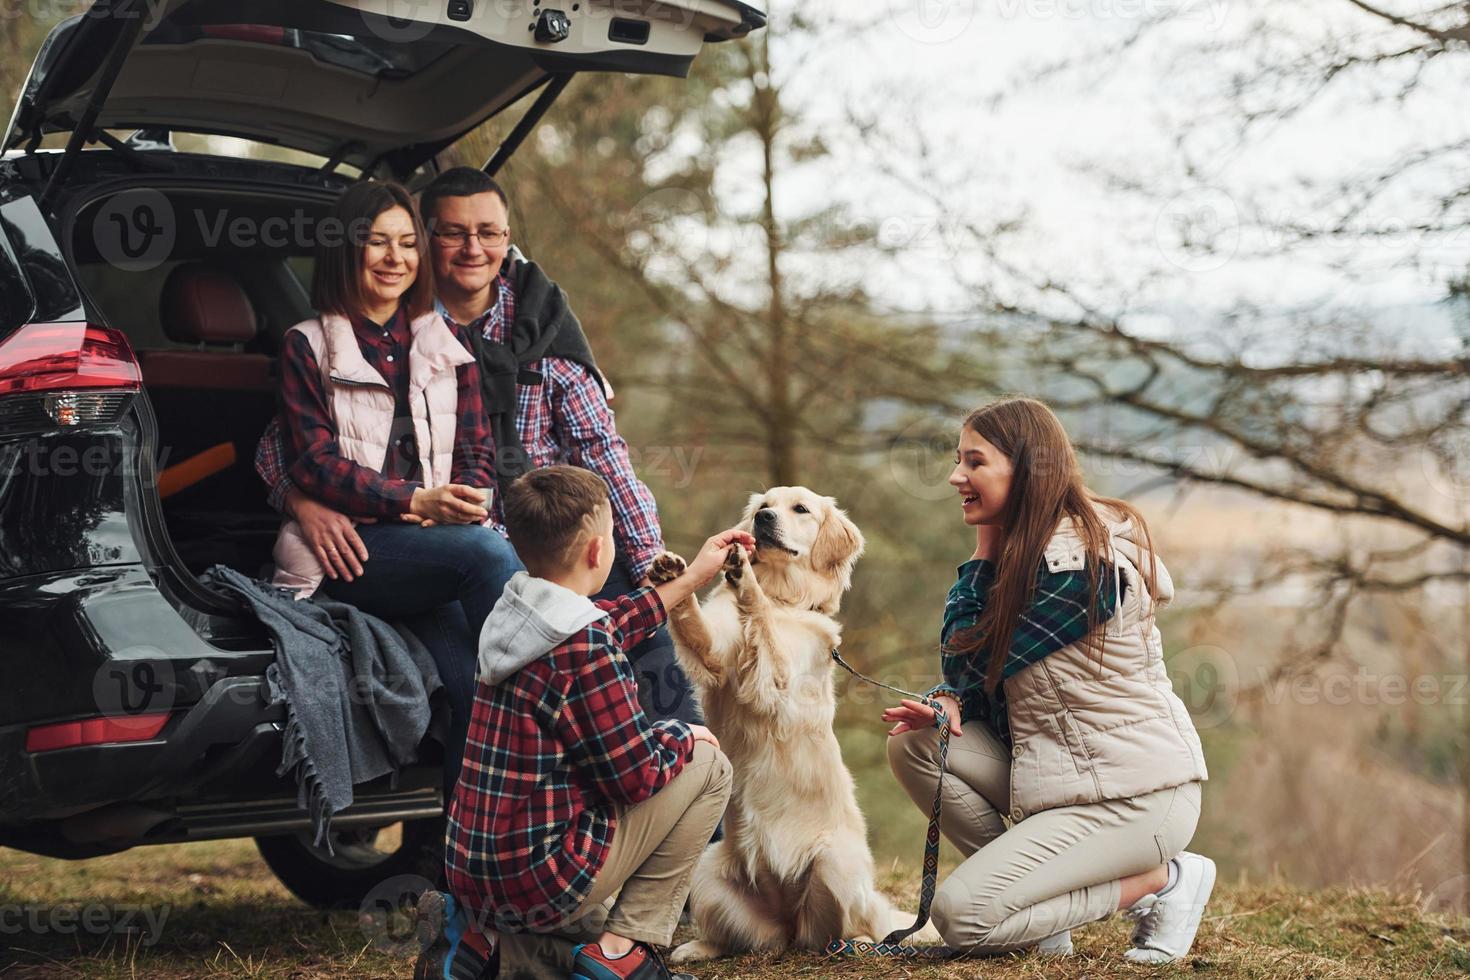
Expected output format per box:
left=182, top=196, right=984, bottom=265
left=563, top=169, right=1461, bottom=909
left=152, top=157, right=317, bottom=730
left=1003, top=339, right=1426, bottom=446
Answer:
left=276, top=306, right=493, bottom=518
left=445, top=586, right=694, bottom=931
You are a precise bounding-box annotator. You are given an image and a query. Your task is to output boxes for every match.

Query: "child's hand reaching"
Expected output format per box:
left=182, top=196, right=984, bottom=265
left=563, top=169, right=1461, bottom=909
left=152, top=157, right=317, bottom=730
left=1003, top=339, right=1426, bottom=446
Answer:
left=882, top=695, right=964, bottom=737
left=685, top=529, right=757, bottom=587
left=650, top=529, right=756, bottom=611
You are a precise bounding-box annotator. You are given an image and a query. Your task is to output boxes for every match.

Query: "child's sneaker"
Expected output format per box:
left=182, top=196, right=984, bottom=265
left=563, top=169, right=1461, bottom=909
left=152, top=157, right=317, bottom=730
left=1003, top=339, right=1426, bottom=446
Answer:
left=570, top=941, right=694, bottom=980
left=414, top=890, right=498, bottom=980
left=1123, top=851, right=1216, bottom=964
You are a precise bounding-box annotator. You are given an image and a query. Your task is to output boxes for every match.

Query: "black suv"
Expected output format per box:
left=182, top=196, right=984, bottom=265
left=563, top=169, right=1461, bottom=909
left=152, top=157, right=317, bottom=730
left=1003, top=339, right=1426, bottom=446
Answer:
left=0, top=0, right=761, bottom=908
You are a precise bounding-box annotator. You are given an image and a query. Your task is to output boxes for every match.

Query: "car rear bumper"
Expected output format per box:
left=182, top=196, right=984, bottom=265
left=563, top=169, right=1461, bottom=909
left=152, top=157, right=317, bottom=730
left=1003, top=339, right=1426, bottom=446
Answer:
left=0, top=673, right=442, bottom=849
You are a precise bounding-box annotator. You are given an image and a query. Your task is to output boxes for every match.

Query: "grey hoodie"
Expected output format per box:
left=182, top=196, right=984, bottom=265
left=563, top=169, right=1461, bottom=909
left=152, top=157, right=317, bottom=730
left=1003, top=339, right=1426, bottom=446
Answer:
left=478, top=571, right=610, bottom=684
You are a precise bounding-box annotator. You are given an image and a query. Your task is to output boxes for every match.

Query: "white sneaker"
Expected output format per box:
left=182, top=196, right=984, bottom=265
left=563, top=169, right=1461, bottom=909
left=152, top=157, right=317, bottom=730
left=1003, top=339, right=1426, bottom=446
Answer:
left=1035, top=930, right=1073, bottom=956
left=1123, top=851, right=1216, bottom=964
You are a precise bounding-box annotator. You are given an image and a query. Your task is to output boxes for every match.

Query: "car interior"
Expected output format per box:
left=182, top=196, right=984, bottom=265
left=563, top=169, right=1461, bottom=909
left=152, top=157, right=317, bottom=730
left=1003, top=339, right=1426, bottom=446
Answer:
left=71, top=185, right=332, bottom=579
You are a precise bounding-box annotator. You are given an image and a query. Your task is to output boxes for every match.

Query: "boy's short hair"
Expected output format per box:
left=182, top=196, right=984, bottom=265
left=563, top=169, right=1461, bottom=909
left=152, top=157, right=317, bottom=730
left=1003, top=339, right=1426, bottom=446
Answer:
left=504, top=466, right=612, bottom=577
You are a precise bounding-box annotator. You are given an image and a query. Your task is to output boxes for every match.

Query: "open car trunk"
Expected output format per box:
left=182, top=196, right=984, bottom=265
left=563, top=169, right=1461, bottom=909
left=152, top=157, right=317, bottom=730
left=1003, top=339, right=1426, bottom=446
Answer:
left=5, top=0, right=764, bottom=181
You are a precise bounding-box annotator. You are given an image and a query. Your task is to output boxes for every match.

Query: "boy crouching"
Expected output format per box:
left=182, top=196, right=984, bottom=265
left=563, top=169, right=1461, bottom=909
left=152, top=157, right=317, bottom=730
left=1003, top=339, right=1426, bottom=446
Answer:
left=420, top=465, right=748, bottom=980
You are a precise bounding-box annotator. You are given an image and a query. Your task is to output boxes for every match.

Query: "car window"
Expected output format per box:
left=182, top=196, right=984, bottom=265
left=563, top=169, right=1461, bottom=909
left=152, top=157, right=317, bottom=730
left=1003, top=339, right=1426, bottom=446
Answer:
left=0, top=218, right=36, bottom=335
left=75, top=261, right=181, bottom=349
left=286, top=256, right=314, bottom=295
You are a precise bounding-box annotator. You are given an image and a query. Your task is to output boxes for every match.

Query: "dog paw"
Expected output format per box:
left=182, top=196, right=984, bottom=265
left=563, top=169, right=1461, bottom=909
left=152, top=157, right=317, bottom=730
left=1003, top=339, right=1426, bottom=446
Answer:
left=723, top=544, right=747, bottom=586
left=668, top=940, right=718, bottom=965
left=648, top=551, right=687, bottom=585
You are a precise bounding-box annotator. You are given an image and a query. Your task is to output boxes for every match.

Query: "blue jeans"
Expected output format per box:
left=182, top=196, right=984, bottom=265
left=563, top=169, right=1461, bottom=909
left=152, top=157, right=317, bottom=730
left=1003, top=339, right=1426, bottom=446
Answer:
left=318, top=522, right=524, bottom=793
left=596, top=559, right=704, bottom=729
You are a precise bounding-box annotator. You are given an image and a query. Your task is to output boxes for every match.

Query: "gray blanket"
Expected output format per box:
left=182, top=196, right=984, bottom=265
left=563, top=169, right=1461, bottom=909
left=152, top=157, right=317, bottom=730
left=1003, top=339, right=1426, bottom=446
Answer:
left=203, top=566, right=444, bottom=848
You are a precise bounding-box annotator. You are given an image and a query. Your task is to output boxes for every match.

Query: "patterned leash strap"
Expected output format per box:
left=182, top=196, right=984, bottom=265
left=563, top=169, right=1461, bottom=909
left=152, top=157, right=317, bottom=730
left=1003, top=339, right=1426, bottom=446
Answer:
left=823, top=648, right=957, bottom=960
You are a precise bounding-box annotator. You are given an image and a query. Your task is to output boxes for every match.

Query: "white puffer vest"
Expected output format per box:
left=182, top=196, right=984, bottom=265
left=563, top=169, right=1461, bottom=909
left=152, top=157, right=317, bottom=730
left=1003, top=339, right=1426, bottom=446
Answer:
left=271, top=310, right=476, bottom=597
left=1003, top=512, right=1208, bottom=822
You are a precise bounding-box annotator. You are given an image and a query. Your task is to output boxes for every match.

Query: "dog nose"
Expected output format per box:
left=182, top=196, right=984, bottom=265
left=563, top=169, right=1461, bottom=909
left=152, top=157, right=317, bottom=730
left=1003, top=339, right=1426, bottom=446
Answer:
left=755, top=509, right=776, bottom=526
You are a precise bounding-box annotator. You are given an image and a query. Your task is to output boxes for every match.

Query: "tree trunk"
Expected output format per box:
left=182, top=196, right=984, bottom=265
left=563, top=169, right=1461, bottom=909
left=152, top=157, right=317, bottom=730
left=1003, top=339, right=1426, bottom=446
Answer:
left=754, top=32, right=796, bottom=487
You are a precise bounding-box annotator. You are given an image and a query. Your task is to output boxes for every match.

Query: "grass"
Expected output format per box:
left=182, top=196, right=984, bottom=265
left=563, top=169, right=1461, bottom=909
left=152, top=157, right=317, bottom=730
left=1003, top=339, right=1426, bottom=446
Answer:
left=2, top=839, right=1468, bottom=978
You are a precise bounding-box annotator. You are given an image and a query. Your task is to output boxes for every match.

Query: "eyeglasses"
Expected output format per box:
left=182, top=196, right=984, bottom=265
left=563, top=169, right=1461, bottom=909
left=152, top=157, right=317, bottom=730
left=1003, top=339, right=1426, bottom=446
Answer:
left=431, top=228, right=510, bottom=249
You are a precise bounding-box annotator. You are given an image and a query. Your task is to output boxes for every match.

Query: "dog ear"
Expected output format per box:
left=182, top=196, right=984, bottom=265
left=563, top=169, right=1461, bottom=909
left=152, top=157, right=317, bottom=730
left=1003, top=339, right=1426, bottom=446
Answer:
left=812, top=500, right=865, bottom=578
left=739, top=491, right=766, bottom=530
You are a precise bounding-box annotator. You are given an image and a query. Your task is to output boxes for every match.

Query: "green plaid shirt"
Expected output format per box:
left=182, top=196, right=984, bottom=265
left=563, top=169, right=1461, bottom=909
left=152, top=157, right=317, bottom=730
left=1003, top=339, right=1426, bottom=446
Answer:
left=929, top=557, right=1123, bottom=746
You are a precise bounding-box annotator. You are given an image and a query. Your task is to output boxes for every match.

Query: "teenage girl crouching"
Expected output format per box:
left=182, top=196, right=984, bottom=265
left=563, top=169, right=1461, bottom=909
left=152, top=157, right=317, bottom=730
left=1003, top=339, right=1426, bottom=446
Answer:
left=882, top=396, right=1212, bottom=962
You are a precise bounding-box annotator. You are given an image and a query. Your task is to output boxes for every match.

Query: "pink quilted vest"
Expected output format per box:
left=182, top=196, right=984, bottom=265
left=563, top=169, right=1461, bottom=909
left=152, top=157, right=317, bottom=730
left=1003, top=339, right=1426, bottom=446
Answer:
left=271, top=310, right=476, bottom=597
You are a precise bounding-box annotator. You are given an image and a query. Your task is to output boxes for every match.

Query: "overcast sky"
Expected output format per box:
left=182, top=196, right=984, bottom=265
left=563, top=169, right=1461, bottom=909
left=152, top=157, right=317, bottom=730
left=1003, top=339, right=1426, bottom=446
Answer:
left=750, top=0, right=1470, bottom=349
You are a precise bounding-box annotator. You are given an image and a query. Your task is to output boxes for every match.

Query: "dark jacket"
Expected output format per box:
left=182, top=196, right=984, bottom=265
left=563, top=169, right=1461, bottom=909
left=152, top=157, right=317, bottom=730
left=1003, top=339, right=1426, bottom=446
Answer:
left=468, top=257, right=605, bottom=481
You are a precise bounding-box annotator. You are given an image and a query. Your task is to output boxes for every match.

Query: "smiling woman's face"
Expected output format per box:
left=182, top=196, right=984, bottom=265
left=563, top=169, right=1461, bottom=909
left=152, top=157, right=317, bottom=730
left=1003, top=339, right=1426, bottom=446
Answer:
left=358, top=205, right=419, bottom=317
left=949, top=426, right=1015, bottom=526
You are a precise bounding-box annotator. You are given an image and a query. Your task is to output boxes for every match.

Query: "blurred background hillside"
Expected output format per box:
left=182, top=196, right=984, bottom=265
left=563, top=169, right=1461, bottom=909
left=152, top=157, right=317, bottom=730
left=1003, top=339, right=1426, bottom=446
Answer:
left=5, top=0, right=1468, bottom=915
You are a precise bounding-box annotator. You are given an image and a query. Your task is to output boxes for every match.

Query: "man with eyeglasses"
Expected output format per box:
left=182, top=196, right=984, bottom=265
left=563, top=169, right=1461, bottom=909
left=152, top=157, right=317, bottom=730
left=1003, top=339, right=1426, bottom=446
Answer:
left=254, top=168, right=698, bottom=760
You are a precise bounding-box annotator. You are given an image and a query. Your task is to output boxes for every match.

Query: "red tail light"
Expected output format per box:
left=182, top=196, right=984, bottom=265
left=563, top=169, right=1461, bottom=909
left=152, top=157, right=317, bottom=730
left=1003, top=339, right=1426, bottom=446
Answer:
left=0, top=322, right=142, bottom=397
left=25, top=712, right=172, bottom=753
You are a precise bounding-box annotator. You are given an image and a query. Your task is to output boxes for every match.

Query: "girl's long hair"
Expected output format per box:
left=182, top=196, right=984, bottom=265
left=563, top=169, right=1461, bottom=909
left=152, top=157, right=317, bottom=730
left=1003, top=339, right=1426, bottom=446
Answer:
left=946, top=397, right=1159, bottom=692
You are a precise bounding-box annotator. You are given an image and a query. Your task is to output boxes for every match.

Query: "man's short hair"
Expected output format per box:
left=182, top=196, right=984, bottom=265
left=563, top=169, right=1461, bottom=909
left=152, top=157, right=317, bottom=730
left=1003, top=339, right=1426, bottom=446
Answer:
left=420, top=167, right=510, bottom=227
left=504, top=466, right=611, bottom=577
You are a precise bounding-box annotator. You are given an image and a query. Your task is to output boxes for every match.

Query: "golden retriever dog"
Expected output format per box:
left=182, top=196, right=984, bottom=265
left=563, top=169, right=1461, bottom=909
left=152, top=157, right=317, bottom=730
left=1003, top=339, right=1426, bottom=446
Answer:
left=646, top=487, right=935, bottom=963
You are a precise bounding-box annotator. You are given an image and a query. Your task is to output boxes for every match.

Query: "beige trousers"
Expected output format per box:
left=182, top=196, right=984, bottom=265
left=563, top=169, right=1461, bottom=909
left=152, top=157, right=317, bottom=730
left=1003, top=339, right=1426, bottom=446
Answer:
left=498, top=741, right=733, bottom=979
left=887, top=723, right=1201, bottom=954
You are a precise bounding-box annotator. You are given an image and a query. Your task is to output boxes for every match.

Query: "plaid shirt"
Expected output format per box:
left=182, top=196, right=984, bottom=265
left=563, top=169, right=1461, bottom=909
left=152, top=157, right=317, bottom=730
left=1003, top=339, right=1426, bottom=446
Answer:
left=258, top=273, right=665, bottom=579
left=444, top=586, right=694, bottom=931
left=931, top=557, right=1122, bottom=746
left=440, top=281, right=664, bottom=580
left=275, top=307, right=493, bottom=519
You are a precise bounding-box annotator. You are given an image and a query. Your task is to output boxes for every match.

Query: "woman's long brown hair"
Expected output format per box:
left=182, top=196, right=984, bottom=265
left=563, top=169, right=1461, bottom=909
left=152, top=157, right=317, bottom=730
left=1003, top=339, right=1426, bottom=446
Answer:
left=946, top=397, right=1159, bottom=692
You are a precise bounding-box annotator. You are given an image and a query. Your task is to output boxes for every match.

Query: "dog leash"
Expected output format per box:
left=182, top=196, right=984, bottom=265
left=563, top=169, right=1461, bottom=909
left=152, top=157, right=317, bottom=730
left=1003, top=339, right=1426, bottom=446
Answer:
left=823, top=648, right=956, bottom=960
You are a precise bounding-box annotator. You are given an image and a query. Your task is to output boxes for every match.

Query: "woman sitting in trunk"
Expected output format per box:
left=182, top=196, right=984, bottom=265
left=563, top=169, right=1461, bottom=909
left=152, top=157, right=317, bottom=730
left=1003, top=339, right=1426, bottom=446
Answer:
left=271, top=180, right=521, bottom=793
